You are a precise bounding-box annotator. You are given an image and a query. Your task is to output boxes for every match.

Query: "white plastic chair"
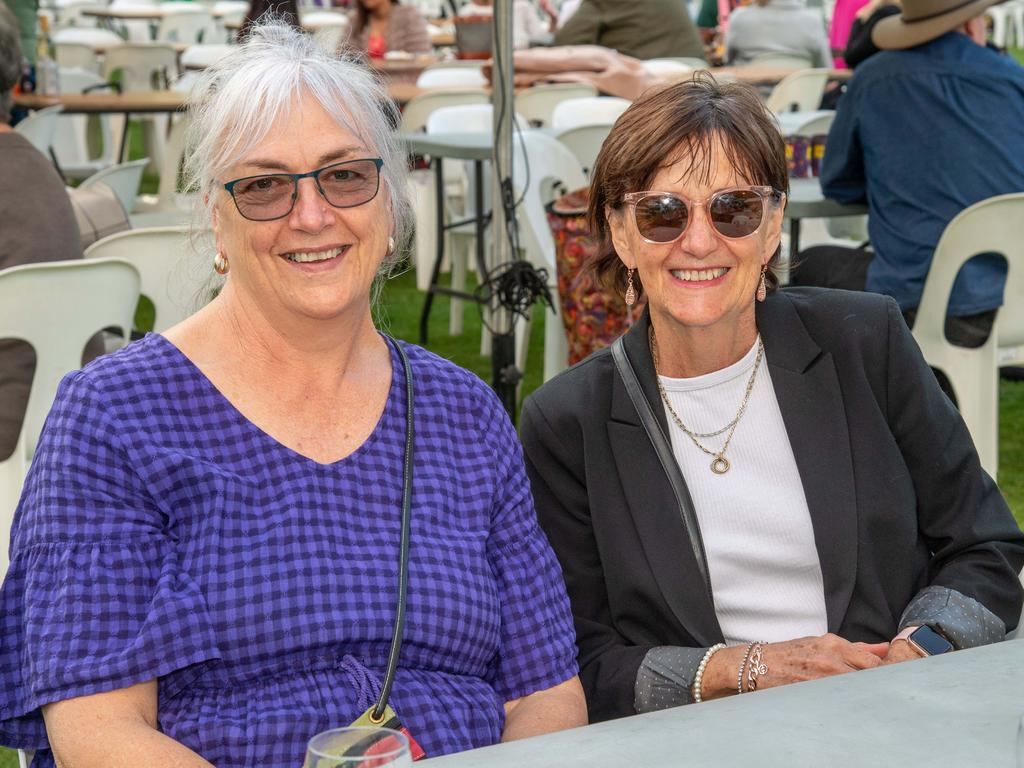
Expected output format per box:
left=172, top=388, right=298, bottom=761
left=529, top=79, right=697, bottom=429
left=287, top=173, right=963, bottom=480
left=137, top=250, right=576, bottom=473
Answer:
left=642, top=57, right=701, bottom=78
left=52, top=68, right=122, bottom=180
left=85, top=226, right=213, bottom=332
left=0, top=258, right=140, bottom=578
left=416, top=66, right=489, bottom=89
left=399, top=88, right=489, bottom=133
left=514, top=82, right=598, bottom=128
left=179, top=43, right=234, bottom=70
left=985, top=2, right=1014, bottom=47
left=765, top=68, right=831, bottom=114
left=549, top=96, right=630, bottom=130
left=13, top=105, right=63, bottom=157
left=551, top=122, right=612, bottom=177
left=102, top=43, right=178, bottom=168
left=1008, top=0, right=1024, bottom=49
left=510, top=131, right=587, bottom=381
left=132, top=112, right=193, bottom=223
left=157, top=5, right=217, bottom=44
left=52, top=26, right=124, bottom=53
left=80, top=158, right=150, bottom=213
left=54, top=41, right=103, bottom=72
left=748, top=52, right=816, bottom=68
left=911, top=193, right=1024, bottom=478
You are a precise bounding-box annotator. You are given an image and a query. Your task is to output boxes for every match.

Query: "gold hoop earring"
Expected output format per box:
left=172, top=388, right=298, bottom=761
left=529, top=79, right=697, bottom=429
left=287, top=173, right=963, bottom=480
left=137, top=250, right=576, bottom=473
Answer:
left=756, top=264, right=767, bottom=302
left=214, top=252, right=229, bottom=276
left=624, top=268, right=636, bottom=307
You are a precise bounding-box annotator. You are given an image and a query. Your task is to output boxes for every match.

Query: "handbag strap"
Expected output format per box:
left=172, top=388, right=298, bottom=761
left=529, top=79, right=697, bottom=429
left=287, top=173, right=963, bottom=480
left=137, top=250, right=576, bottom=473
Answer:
left=371, top=336, right=414, bottom=721
left=610, top=337, right=713, bottom=601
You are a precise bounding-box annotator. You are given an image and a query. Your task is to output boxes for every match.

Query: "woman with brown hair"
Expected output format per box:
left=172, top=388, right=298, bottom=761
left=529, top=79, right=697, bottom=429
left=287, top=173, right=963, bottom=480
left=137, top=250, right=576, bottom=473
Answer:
left=519, top=75, right=1024, bottom=722
left=348, top=0, right=430, bottom=58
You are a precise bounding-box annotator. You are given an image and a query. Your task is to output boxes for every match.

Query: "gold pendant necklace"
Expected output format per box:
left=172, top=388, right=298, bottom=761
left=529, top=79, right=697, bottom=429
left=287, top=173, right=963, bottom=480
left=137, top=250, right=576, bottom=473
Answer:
left=650, top=326, right=764, bottom=475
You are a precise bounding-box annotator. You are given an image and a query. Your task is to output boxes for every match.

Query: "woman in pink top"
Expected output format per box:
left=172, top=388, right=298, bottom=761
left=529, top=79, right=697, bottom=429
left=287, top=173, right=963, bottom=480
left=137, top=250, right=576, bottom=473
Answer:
left=348, top=0, right=431, bottom=58
left=828, top=0, right=870, bottom=66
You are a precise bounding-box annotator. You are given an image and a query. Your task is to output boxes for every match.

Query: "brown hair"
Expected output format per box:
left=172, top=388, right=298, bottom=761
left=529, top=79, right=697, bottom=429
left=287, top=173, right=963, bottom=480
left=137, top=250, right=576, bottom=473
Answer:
left=588, top=74, right=789, bottom=300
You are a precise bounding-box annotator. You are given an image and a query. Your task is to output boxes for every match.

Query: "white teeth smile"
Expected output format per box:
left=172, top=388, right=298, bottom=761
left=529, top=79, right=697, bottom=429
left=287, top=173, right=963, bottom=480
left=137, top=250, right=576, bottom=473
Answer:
left=671, top=267, right=729, bottom=282
left=285, top=247, right=343, bottom=263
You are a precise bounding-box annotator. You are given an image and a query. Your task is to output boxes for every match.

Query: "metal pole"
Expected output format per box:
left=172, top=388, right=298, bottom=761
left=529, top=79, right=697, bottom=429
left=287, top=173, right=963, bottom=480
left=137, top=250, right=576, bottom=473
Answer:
left=490, top=0, right=518, bottom=419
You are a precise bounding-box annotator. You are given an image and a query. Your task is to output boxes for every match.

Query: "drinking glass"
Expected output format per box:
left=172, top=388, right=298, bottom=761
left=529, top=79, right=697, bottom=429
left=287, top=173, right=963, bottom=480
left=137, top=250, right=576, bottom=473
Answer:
left=304, top=726, right=412, bottom=768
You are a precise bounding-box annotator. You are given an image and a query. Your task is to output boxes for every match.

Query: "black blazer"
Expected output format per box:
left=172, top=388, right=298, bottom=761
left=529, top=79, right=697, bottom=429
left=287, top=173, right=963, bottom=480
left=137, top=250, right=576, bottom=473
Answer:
left=521, top=288, right=1024, bottom=722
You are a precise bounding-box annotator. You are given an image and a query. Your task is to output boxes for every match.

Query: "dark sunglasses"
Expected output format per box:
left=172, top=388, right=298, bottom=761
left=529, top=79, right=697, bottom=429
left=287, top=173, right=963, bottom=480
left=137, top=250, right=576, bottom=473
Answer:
left=622, top=186, right=785, bottom=243
left=223, top=157, right=384, bottom=222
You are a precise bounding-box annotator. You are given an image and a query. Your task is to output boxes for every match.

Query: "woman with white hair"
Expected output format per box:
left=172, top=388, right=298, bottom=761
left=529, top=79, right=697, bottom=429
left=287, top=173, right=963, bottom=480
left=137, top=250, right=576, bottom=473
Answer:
left=0, top=22, right=585, bottom=768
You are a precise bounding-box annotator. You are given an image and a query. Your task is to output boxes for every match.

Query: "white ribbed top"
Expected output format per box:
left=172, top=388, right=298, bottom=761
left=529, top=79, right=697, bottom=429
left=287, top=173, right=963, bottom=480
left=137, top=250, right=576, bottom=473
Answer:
left=658, top=337, right=827, bottom=646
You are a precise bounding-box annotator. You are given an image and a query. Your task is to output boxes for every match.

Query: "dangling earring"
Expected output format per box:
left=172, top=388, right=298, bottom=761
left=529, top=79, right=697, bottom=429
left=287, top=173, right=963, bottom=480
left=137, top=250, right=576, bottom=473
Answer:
left=214, top=252, right=229, bottom=275
left=624, top=268, right=636, bottom=307
left=386, top=236, right=395, bottom=256
left=756, top=264, right=767, bottom=302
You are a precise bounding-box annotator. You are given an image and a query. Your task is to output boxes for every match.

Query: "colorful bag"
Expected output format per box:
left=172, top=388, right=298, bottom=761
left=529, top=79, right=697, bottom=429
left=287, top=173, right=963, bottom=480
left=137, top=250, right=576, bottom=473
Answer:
left=546, top=188, right=645, bottom=366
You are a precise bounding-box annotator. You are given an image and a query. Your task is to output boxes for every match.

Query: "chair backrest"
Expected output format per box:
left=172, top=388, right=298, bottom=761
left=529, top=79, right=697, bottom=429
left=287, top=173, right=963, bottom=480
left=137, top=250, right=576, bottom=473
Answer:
left=912, top=192, right=1024, bottom=475
left=514, top=82, right=598, bottom=128
left=748, top=52, right=816, bottom=68
left=425, top=103, right=527, bottom=134
left=52, top=26, right=124, bottom=51
left=102, top=43, right=179, bottom=90
left=0, top=259, right=140, bottom=567
left=179, top=43, right=234, bottom=70
left=551, top=123, right=613, bottom=177
left=85, top=226, right=213, bottom=333
left=550, top=96, right=630, bottom=130
left=765, top=68, right=831, bottom=114
left=774, top=108, right=835, bottom=138
left=80, top=158, right=150, bottom=213
left=52, top=68, right=119, bottom=177
left=54, top=41, right=102, bottom=71
left=157, top=7, right=217, bottom=44
left=416, top=66, right=488, bottom=89
left=642, top=57, right=700, bottom=78
left=398, top=88, right=489, bottom=133
left=13, top=105, right=63, bottom=156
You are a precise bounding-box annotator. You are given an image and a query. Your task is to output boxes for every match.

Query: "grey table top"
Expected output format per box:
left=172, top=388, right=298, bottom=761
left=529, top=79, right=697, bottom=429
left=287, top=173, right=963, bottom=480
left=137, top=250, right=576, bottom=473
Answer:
left=786, top=177, right=868, bottom=220
left=397, top=132, right=494, bottom=162
left=423, top=640, right=1024, bottom=767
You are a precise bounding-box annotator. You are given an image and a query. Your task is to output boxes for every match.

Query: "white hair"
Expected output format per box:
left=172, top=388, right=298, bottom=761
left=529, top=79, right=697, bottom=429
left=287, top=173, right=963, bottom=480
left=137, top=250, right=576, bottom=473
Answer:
left=183, top=21, right=412, bottom=276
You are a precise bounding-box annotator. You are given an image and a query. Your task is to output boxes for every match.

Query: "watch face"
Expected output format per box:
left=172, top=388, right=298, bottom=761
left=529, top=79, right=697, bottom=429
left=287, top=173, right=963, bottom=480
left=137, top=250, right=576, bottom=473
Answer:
left=910, top=626, right=954, bottom=655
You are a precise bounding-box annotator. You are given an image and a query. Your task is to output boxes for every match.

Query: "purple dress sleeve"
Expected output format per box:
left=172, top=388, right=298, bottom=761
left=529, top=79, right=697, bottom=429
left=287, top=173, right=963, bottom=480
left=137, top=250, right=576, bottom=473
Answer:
left=483, top=395, right=579, bottom=703
left=0, top=371, right=221, bottom=750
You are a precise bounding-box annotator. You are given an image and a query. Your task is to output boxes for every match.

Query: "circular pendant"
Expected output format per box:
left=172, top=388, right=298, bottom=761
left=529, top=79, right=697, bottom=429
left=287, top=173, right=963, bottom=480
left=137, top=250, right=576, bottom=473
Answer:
left=710, top=455, right=731, bottom=474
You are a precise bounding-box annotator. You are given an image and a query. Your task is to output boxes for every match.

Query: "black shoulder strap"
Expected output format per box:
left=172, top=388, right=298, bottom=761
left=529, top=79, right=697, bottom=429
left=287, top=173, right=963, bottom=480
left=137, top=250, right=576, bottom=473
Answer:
left=610, top=337, right=713, bottom=601
left=372, top=336, right=414, bottom=720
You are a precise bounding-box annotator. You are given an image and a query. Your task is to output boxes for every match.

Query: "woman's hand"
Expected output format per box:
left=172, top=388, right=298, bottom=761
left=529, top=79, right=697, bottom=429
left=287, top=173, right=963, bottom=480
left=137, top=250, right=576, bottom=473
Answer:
left=700, top=634, right=889, bottom=700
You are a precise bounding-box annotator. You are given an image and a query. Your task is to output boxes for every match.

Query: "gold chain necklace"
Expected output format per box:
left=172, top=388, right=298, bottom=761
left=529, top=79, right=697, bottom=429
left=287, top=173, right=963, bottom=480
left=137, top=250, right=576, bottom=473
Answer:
left=650, top=326, right=764, bottom=475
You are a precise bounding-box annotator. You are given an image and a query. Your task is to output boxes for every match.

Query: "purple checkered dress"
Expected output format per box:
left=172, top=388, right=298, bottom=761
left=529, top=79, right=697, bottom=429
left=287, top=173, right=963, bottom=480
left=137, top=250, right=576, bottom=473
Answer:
left=0, top=334, right=578, bottom=767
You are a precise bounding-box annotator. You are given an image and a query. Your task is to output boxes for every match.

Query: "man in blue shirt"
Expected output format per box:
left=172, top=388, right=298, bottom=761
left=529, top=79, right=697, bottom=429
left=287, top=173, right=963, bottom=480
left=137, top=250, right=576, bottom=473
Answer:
left=792, top=0, right=1024, bottom=347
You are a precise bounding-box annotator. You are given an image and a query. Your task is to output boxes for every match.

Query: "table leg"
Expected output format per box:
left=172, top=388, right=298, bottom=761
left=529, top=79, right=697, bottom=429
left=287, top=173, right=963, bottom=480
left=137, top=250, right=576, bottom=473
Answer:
left=418, top=156, right=446, bottom=345
left=119, top=112, right=131, bottom=162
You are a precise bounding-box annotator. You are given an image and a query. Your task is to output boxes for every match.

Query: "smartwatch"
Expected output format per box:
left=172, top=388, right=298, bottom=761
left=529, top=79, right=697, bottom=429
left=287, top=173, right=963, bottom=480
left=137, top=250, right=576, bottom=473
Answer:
left=893, top=625, right=955, bottom=657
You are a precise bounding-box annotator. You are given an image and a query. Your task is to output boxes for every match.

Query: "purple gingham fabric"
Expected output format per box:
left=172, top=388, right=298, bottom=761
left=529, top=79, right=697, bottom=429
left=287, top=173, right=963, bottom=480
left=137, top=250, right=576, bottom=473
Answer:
left=0, top=334, right=578, bottom=767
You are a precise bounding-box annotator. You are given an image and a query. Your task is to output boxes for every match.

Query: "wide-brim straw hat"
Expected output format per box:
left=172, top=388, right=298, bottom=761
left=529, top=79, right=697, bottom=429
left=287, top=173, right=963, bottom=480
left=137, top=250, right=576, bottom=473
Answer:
left=872, top=0, right=1002, bottom=49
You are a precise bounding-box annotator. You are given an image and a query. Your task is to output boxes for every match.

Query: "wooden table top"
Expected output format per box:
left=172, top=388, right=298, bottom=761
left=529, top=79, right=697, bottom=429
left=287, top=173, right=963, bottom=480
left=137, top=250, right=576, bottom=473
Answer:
left=82, top=6, right=233, bottom=19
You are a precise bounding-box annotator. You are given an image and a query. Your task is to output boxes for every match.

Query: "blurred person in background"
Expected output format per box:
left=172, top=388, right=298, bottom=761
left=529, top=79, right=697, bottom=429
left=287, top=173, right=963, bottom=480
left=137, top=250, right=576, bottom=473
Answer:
left=555, top=0, right=705, bottom=60
left=348, top=0, right=431, bottom=57
left=458, top=0, right=558, bottom=49
left=725, top=0, right=832, bottom=66
left=238, top=0, right=300, bottom=39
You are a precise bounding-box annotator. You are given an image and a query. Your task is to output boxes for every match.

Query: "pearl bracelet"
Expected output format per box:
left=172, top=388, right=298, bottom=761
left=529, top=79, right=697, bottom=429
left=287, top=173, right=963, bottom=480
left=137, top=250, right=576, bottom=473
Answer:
left=692, top=643, right=726, bottom=703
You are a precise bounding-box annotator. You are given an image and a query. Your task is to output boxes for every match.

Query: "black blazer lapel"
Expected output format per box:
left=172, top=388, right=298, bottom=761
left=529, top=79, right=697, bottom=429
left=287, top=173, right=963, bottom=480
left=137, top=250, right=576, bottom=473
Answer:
left=757, top=294, right=858, bottom=632
left=607, top=314, right=723, bottom=647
